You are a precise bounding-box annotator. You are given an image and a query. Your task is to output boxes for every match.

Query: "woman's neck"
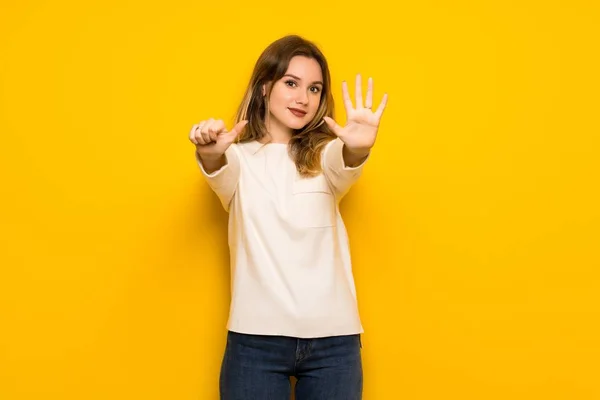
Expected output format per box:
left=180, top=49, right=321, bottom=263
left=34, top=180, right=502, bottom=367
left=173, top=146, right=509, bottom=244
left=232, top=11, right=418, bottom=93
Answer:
left=260, top=115, right=292, bottom=144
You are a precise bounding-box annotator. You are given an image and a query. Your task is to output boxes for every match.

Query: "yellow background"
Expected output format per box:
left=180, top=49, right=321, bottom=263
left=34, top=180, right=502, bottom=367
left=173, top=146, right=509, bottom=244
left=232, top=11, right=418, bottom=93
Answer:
left=1, top=0, right=599, bottom=399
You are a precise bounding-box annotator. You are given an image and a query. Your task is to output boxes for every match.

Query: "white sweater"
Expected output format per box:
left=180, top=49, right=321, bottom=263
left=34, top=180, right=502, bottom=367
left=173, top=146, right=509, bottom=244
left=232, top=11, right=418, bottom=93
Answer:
left=196, top=137, right=367, bottom=338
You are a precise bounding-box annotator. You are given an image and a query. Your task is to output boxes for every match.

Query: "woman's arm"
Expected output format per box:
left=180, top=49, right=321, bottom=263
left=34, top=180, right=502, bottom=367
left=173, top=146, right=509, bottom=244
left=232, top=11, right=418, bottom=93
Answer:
left=321, top=137, right=369, bottom=200
left=195, top=145, right=240, bottom=211
left=190, top=119, right=247, bottom=211
left=321, top=74, right=388, bottom=199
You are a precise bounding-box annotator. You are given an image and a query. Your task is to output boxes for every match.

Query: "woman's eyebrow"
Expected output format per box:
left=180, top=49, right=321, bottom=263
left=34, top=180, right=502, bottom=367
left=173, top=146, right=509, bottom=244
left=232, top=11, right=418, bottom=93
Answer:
left=283, top=74, right=323, bottom=85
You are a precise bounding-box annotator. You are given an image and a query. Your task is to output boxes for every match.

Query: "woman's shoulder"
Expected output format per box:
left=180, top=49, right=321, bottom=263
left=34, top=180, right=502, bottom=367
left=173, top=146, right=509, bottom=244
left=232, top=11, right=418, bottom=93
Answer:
left=231, top=139, right=263, bottom=156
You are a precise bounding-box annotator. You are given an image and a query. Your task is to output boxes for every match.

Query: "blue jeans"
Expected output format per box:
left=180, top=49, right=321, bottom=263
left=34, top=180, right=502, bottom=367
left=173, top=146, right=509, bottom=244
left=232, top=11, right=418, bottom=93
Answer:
left=219, top=330, right=363, bottom=400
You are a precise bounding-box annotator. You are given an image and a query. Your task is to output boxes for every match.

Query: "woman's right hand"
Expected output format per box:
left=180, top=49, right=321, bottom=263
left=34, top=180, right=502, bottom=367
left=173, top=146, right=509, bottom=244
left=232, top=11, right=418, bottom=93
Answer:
left=189, top=118, right=248, bottom=160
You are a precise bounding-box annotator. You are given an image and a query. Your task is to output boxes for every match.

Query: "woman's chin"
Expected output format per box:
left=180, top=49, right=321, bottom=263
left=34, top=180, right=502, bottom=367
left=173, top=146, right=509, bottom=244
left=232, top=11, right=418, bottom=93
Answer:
left=286, top=119, right=308, bottom=130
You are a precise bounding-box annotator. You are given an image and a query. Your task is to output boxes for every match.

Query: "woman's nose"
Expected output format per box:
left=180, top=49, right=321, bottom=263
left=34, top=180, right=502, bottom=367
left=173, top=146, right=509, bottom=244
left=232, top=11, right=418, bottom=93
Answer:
left=295, top=91, right=309, bottom=105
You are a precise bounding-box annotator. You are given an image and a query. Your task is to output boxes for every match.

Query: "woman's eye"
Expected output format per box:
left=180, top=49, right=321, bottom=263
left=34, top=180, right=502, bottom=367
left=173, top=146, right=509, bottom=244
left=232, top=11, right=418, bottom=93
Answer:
left=310, top=87, right=321, bottom=93
left=285, top=80, right=297, bottom=87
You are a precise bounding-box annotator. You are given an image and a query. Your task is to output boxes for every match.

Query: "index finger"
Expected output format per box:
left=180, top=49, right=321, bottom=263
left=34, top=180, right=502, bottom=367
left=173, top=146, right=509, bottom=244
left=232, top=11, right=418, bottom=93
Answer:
left=374, top=93, right=389, bottom=120
left=342, top=80, right=353, bottom=115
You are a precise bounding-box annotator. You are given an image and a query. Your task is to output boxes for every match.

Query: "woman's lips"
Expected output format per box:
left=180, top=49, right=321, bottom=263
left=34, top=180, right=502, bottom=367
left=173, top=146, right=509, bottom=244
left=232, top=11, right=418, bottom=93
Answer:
left=288, top=108, right=307, bottom=117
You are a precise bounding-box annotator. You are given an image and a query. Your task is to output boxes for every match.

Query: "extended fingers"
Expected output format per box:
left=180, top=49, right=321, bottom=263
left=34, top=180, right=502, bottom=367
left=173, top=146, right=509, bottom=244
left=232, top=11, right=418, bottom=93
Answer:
left=227, top=120, right=248, bottom=139
left=342, top=74, right=373, bottom=112
left=342, top=80, right=353, bottom=114
left=365, top=77, right=373, bottom=109
left=323, top=116, right=343, bottom=137
left=355, top=74, right=363, bottom=109
left=374, top=93, right=389, bottom=119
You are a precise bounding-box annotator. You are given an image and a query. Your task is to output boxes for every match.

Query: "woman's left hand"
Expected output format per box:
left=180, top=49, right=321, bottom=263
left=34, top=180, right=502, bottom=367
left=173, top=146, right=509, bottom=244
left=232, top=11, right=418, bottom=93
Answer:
left=323, top=74, right=388, bottom=156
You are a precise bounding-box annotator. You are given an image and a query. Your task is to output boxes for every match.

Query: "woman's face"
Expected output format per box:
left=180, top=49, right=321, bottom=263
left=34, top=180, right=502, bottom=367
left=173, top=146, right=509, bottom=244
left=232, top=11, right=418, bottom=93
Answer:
left=265, top=56, right=324, bottom=132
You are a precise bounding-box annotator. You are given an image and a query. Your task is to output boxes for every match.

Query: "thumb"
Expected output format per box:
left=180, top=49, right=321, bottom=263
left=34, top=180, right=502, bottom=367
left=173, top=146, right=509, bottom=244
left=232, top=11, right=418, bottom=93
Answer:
left=224, top=120, right=248, bottom=140
left=323, top=117, right=343, bottom=137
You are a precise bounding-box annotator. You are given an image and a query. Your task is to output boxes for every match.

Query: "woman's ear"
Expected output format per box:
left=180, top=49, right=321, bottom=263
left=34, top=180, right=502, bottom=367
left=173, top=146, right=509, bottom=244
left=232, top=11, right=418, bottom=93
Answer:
left=262, top=81, right=272, bottom=97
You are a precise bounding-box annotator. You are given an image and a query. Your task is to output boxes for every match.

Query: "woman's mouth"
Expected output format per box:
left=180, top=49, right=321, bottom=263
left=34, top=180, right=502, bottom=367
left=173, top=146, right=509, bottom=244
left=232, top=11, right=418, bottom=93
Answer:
left=288, top=108, right=307, bottom=118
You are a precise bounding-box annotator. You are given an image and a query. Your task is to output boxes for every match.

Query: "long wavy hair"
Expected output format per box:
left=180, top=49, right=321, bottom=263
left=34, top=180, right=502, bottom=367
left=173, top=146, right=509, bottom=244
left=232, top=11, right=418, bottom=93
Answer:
left=233, top=35, right=337, bottom=177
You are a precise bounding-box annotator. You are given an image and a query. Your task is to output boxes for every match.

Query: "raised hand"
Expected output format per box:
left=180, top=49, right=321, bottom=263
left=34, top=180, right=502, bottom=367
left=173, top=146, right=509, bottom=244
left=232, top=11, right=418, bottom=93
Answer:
left=323, top=74, right=388, bottom=155
left=189, top=118, right=248, bottom=160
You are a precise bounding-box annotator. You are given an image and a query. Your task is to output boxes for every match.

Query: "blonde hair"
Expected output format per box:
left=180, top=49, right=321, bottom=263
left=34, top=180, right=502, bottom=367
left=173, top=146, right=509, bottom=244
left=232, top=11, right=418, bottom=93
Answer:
left=234, top=35, right=337, bottom=177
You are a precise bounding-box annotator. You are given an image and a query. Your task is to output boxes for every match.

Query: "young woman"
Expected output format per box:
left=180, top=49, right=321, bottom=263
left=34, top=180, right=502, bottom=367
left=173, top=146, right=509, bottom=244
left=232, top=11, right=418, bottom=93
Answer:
left=189, top=34, right=388, bottom=400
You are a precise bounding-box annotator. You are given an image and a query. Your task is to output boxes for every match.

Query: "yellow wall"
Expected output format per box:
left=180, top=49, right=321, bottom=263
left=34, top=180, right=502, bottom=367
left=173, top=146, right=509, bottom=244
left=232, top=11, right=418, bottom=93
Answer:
left=1, top=0, right=599, bottom=398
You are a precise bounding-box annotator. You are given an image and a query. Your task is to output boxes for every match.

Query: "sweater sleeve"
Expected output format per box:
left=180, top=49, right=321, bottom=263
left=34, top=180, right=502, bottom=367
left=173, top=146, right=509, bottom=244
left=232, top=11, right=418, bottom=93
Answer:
left=195, top=144, right=240, bottom=212
left=321, top=137, right=370, bottom=200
